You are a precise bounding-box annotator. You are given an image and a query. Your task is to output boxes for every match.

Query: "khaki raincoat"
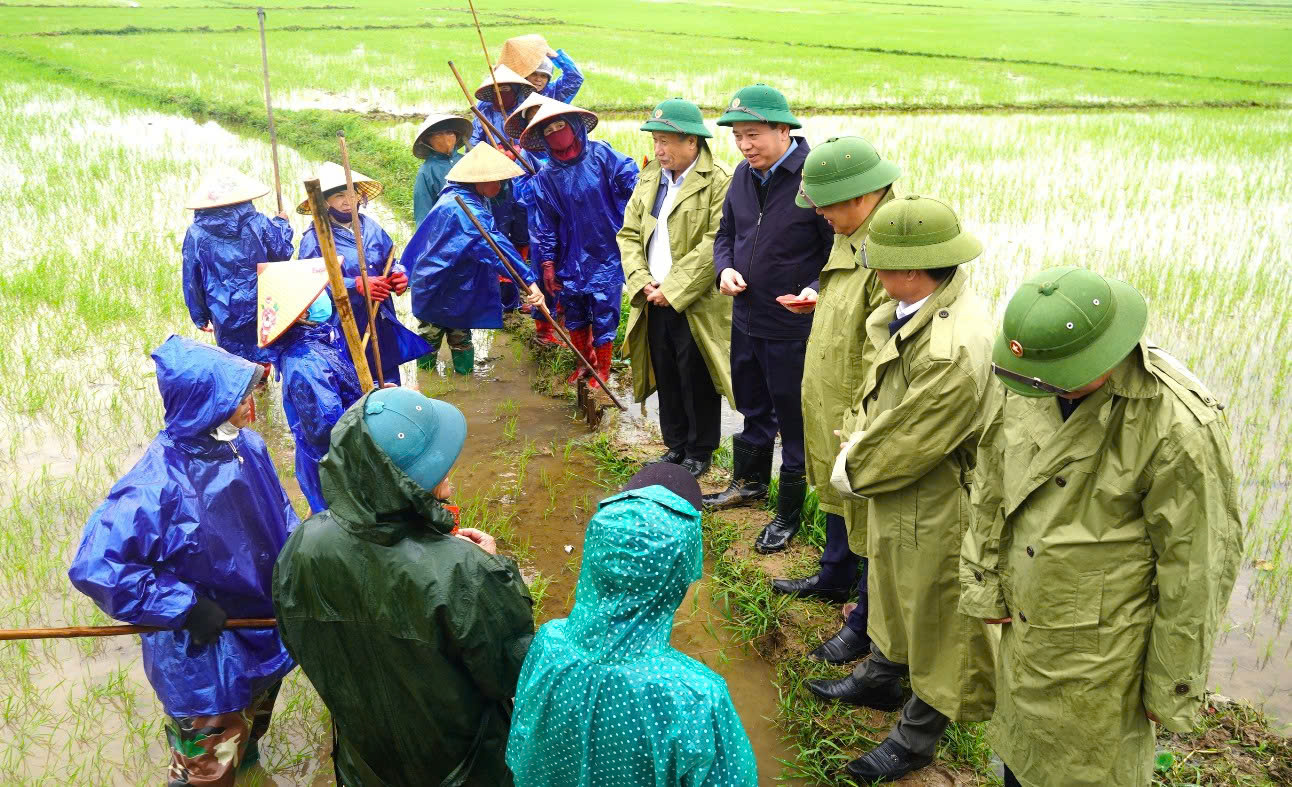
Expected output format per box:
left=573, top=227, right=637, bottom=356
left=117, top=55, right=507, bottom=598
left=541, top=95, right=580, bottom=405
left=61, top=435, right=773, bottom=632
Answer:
left=959, top=342, right=1243, bottom=786
left=801, top=188, right=895, bottom=548
left=831, top=269, right=996, bottom=721
left=619, top=147, right=734, bottom=406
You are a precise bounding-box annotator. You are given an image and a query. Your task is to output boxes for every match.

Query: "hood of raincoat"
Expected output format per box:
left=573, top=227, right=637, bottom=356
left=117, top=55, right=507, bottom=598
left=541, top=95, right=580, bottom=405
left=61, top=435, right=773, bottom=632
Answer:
left=542, top=116, right=589, bottom=166
left=153, top=335, right=257, bottom=440
left=192, top=201, right=257, bottom=240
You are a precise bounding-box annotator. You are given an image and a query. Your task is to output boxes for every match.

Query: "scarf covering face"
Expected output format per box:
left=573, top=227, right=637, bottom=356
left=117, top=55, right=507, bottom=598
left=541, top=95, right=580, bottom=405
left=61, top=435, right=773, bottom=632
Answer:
left=544, top=121, right=580, bottom=161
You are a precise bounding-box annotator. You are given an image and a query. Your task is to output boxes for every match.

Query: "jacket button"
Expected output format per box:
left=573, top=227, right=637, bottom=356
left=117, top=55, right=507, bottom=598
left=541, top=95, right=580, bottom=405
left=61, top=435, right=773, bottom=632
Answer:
left=1056, top=476, right=1067, bottom=487
left=938, top=309, right=949, bottom=318
left=973, top=570, right=983, bottom=582
left=1175, top=683, right=1190, bottom=695
left=1026, top=546, right=1035, bottom=557
left=1019, top=611, right=1027, bottom=623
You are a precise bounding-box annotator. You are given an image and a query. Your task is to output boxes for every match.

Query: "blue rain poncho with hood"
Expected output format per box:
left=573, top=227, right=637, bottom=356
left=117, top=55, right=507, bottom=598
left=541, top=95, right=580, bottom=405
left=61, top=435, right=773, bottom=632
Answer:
left=182, top=202, right=294, bottom=364
left=299, top=214, right=430, bottom=386
left=405, top=183, right=537, bottom=330
left=506, top=485, right=758, bottom=787
left=68, top=335, right=298, bottom=718
left=273, top=319, right=363, bottom=514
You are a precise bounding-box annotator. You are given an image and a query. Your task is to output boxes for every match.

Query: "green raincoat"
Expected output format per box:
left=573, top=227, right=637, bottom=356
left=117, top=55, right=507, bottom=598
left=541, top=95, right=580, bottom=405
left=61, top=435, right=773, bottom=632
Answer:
left=831, top=269, right=996, bottom=721
left=959, top=342, right=1243, bottom=786
left=272, top=393, right=535, bottom=787
left=506, top=485, right=757, bottom=787
left=619, top=147, right=735, bottom=406
left=801, top=187, right=895, bottom=547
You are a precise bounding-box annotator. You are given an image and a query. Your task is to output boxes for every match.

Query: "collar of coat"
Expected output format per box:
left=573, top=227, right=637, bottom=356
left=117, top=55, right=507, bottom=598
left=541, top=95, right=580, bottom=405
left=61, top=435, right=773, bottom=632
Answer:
left=821, top=186, right=897, bottom=275
left=866, top=264, right=970, bottom=352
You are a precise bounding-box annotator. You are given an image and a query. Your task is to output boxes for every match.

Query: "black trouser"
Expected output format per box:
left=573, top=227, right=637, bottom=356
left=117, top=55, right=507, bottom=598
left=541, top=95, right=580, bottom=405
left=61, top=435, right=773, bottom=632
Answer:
left=1004, top=765, right=1022, bottom=787
left=647, top=304, right=721, bottom=459
left=729, top=328, right=806, bottom=474
left=819, top=513, right=869, bottom=634
left=855, top=644, right=950, bottom=757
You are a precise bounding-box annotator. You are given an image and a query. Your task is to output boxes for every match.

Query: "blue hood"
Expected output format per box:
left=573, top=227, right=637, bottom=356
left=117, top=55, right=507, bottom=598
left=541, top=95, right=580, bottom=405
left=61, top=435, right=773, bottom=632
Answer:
left=152, top=335, right=258, bottom=439
left=542, top=117, right=590, bottom=167
left=192, top=201, right=257, bottom=240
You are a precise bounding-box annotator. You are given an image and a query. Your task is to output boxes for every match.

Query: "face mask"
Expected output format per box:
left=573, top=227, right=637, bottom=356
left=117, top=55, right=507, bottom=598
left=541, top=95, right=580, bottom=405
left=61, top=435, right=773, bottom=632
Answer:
left=306, top=292, right=333, bottom=323
left=211, top=420, right=240, bottom=441
left=328, top=206, right=353, bottom=224
left=545, top=123, right=580, bottom=161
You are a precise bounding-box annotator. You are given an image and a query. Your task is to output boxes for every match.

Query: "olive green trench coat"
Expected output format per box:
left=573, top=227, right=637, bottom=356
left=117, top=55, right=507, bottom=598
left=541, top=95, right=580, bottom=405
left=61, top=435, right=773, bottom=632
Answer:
left=830, top=269, right=996, bottom=722
left=618, top=147, right=734, bottom=406
left=959, top=342, right=1243, bottom=786
left=801, top=188, right=895, bottom=543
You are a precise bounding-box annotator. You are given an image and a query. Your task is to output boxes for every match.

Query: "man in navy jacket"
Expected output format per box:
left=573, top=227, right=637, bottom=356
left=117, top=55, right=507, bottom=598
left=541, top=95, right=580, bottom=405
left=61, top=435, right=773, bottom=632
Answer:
left=706, top=84, right=833, bottom=554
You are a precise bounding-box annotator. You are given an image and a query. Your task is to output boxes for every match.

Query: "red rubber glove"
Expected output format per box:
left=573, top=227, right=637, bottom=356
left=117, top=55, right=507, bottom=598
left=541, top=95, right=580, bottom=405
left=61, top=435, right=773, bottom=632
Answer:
left=496, top=144, right=517, bottom=161
left=540, top=260, right=562, bottom=294
left=356, top=276, right=392, bottom=303
left=388, top=271, right=408, bottom=295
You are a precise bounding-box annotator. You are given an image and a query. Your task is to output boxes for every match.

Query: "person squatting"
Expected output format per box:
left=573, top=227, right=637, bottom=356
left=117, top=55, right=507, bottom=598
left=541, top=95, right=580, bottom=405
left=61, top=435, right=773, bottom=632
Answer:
left=70, top=33, right=1243, bottom=787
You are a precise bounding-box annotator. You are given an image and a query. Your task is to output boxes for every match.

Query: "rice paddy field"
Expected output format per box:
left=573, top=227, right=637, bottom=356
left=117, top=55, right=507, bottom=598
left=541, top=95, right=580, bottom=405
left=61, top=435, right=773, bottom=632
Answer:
left=0, top=0, right=1290, bottom=783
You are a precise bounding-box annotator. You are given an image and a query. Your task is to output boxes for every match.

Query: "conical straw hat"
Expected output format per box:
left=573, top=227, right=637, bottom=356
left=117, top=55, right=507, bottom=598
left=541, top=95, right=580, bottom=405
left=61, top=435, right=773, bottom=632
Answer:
left=446, top=144, right=525, bottom=184
left=499, top=34, right=555, bottom=78
left=519, top=99, right=598, bottom=152
left=474, top=63, right=534, bottom=102
left=412, top=113, right=473, bottom=159
left=257, top=258, right=330, bottom=347
left=185, top=168, right=270, bottom=210
left=504, top=92, right=558, bottom=139
left=296, top=161, right=383, bottom=215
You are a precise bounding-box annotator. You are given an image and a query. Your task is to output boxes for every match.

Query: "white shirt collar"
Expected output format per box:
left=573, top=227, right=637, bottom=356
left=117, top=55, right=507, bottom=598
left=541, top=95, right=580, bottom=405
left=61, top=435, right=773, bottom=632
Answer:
left=896, top=295, right=930, bottom=320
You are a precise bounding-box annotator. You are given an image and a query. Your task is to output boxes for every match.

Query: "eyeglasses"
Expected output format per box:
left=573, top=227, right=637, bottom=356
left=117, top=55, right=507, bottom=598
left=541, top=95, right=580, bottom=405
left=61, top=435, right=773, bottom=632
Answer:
left=991, top=364, right=1072, bottom=396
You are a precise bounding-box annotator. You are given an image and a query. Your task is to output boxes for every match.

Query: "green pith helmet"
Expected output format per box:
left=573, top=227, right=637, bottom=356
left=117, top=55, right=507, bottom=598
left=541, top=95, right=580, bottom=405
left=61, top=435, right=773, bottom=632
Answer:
left=795, top=136, right=899, bottom=209
left=716, top=84, right=801, bottom=128
left=640, top=98, right=712, bottom=138
left=864, top=196, right=981, bottom=270
left=992, top=266, right=1148, bottom=398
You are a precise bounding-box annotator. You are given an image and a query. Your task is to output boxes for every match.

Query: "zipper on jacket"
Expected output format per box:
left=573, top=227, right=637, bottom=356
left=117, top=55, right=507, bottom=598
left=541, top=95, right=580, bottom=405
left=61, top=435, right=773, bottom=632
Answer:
left=230, top=441, right=244, bottom=465
left=748, top=210, right=763, bottom=285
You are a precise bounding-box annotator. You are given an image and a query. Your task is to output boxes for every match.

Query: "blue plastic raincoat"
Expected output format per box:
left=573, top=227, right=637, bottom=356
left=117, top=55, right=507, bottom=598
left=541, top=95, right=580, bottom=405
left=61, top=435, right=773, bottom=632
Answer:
left=182, top=202, right=294, bottom=364
left=68, top=335, right=298, bottom=718
left=298, top=213, right=430, bottom=386
left=405, top=184, right=536, bottom=330
left=506, top=485, right=758, bottom=787
left=274, top=321, right=363, bottom=514
left=540, top=50, right=583, bottom=103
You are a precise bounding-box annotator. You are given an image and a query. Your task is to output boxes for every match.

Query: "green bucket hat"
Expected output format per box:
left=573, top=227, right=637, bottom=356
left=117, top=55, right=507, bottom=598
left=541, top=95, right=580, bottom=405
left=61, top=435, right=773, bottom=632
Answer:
left=863, top=196, right=982, bottom=270
left=992, top=266, right=1148, bottom=397
left=640, top=98, right=712, bottom=138
left=716, top=84, right=800, bottom=128
left=795, top=136, right=899, bottom=209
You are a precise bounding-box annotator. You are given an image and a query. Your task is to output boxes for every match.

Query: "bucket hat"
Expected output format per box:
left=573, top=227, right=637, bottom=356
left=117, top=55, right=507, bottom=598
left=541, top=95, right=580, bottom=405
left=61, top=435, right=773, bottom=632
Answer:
left=256, top=258, right=330, bottom=348
left=863, top=196, right=981, bottom=270
left=716, top=84, right=800, bottom=128
left=639, top=98, right=712, bottom=139
left=412, top=113, right=472, bottom=159
left=796, top=136, right=898, bottom=209
left=499, top=34, right=556, bottom=78
left=518, top=99, right=598, bottom=152
left=363, top=388, right=467, bottom=491
left=296, top=162, right=382, bottom=215
left=992, top=266, right=1148, bottom=397
left=504, top=92, right=558, bottom=139
left=474, top=63, right=534, bottom=103
left=446, top=143, right=524, bottom=184
left=185, top=169, right=269, bottom=210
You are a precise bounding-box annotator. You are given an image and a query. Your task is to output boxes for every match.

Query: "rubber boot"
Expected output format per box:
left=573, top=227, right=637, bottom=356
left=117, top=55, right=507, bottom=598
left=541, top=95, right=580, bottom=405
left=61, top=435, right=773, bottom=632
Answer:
left=586, top=342, right=613, bottom=389
left=755, top=472, right=806, bottom=553
left=534, top=319, right=560, bottom=346
left=451, top=348, right=475, bottom=375
left=701, top=436, right=772, bottom=510
left=565, top=326, right=593, bottom=384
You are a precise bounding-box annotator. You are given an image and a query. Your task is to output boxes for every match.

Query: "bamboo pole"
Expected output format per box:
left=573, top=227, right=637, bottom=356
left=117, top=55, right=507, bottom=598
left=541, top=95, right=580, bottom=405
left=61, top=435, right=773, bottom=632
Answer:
left=0, top=619, right=276, bottom=642
left=466, top=0, right=507, bottom=122
left=447, top=60, right=537, bottom=175
left=305, top=177, right=374, bottom=392
left=361, top=248, right=397, bottom=353
left=337, top=131, right=386, bottom=387
left=256, top=8, right=284, bottom=215
left=454, top=195, right=626, bottom=411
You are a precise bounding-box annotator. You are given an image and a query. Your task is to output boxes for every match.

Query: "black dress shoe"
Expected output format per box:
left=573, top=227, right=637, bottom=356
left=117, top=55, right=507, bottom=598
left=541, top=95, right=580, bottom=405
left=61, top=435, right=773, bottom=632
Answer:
left=845, top=739, right=933, bottom=783
left=647, top=449, right=684, bottom=465
left=809, top=626, right=870, bottom=665
left=770, top=573, right=852, bottom=603
left=680, top=456, right=711, bottom=479
left=807, top=671, right=903, bottom=711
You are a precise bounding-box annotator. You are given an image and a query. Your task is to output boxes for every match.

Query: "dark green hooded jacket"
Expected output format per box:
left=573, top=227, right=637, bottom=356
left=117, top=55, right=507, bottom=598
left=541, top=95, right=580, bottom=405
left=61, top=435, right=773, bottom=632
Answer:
left=272, top=393, right=534, bottom=786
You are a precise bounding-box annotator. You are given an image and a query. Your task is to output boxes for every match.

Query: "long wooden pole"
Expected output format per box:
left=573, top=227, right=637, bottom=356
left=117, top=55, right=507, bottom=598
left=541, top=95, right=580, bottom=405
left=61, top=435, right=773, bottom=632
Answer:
left=466, top=0, right=508, bottom=122
left=256, top=8, right=283, bottom=215
left=361, top=247, right=397, bottom=353
left=0, top=619, right=276, bottom=642
left=337, top=131, right=386, bottom=387
left=454, top=195, right=626, bottom=411
left=305, top=178, right=374, bottom=392
left=448, top=60, right=537, bottom=176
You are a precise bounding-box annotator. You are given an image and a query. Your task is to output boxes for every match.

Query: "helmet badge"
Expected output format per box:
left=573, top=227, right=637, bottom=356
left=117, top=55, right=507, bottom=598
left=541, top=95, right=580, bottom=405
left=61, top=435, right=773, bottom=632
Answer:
left=1009, top=339, right=1024, bottom=358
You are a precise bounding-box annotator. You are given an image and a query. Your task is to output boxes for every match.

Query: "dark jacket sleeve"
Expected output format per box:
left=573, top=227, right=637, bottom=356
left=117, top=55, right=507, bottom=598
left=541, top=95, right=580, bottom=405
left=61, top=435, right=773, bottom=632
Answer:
left=413, top=167, right=436, bottom=228
left=712, top=186, right=736, bottom=282
left=805, top=212, right=832, bottom=293
left=445, top=551, right=535, bottom=701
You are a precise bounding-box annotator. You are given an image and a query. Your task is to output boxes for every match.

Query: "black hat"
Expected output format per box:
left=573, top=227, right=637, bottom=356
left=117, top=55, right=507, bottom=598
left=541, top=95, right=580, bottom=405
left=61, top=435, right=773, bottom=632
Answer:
left=622, top=463, right=702, bottom=512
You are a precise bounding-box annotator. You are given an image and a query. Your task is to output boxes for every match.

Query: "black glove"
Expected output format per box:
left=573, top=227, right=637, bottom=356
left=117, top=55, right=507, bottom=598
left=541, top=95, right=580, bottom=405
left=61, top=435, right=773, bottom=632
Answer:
left=183, top=596, right=228, bottom=647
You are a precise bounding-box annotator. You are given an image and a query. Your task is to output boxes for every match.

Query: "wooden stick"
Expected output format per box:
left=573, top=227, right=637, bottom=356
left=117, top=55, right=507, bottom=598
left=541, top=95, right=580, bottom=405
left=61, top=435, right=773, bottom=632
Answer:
left=360, top=248, right=397, bottom=353
left=447, top=59, right=498, bottom=148
left=305, top=178, right=374, bottom=392
left=256, top=8, right=284, bottom=215
left=454, top=195, right=626, bottom=411
left=337, top=131, right=386, bottom=387
left=466, top=0, right=507, bottom=122
left=0, top=619, right=276, bottom=642
left=447, top=61, right=537, bottom=175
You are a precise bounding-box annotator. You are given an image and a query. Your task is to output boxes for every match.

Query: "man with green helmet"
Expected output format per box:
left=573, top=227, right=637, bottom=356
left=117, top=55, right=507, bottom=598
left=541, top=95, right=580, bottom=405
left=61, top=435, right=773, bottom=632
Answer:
left=706, top=84, right=834, bottom=555
left=811, top=196, right=996, bottom=783
left=768, top=136, right=899, bottom=665
left=619, top=98, right=735, bottom=478
left=961, top=267, right=1243, bottom=787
